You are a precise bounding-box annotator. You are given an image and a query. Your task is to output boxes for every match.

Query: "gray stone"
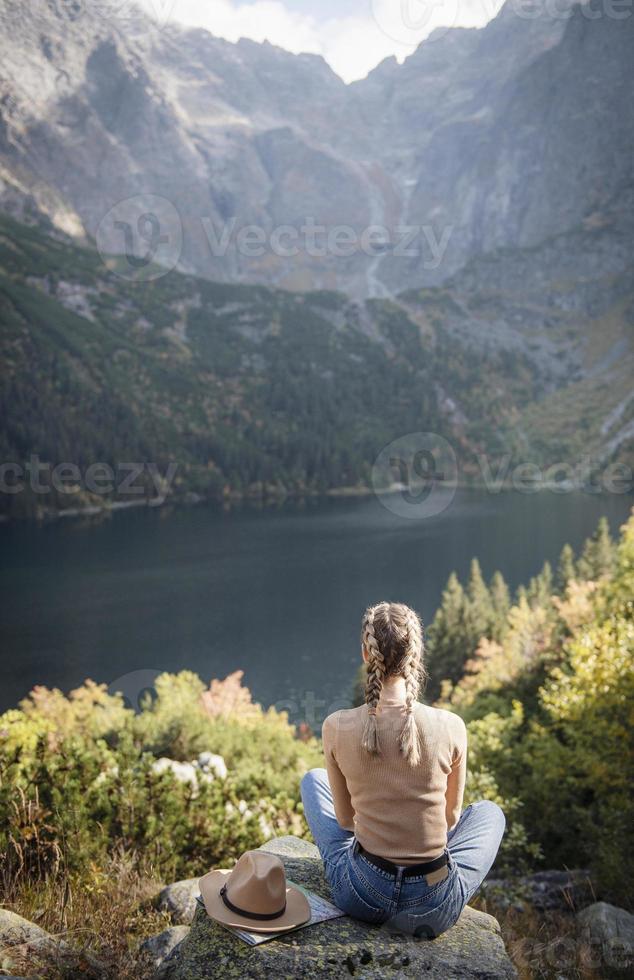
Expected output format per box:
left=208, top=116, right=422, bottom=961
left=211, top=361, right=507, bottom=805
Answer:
left=0, top=908, right=106, bottom=979
left=482, top=869, right=594, bottom=912
left=156, top=835, right=516, bottom=979
left=141, top=926, right=191, bottom=968
left=577, top=902, right=634, bottom=973
left=156, top=879, right=201, bottom=924
left=0, top=910, right=58, bottom=953
left=196, top=752, right=228, bottom=779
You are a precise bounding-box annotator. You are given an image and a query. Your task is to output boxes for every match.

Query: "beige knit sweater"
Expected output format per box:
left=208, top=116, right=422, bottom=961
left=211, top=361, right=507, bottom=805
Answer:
left=321, top=677, right=467, bottom=863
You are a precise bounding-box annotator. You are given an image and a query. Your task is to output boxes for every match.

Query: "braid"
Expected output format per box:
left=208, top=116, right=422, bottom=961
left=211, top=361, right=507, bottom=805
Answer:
left=399, top=607, right=424, bottom=766
left=359, top=602, right=426, bottom=764
left=361, top=606, right=385, bottom=756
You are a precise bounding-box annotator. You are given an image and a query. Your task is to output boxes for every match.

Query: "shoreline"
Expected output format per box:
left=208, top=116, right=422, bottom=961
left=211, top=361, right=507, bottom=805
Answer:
left=0, top=476, right=631, bottom=526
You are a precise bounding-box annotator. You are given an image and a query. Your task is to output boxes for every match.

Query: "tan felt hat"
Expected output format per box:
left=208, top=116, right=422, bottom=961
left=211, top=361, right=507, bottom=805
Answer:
left=199, top=850, right=311, bottom=933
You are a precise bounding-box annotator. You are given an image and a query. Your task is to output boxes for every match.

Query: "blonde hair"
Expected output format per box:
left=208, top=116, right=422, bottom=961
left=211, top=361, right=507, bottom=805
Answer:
left=361, top=601, right=426, bottom=766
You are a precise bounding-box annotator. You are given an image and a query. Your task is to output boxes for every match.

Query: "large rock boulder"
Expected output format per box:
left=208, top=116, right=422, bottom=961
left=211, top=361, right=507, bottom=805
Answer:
left=481, top=869, right=594, bottom=912
left=0, top=908, right=106, bottom=979
left=156, top=879, right=201, bottom=924
left=577, top=902, right=634, bottom=974
left=141, top=926, right=191, bottom=969
left=0, top=908, right=67, bottom=977
left=156, top=835, right=516, bottom=979
left=0, top=909, right=60, bottom=953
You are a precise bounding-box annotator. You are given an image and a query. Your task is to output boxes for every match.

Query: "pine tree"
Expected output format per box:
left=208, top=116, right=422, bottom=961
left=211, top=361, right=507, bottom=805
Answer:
left=527, top=561, right=554, bottom=609
left=516, top=583, right=528, bottom=605
left=426, top=573, right=469, bottom=698
left=465, top=558, right=495, bottom=643
left=490, top=570, right=511, bottom=641
left=577, top=517, right=616, bottom=581
left=556, top=543, right=576, bottom=593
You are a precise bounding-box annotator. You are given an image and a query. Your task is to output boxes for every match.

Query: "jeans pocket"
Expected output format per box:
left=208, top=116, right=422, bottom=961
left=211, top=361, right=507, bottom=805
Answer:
left=332, top=866, right=388, bottom=925
left=397, top=885, right=463, bottom=939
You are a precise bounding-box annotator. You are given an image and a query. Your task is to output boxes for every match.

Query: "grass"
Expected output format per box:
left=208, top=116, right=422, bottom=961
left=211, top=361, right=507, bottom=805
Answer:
left=473, top=897, right=604, bottom=980
left=2, top=866, right=608, bottom=980
left=1, top=853, right=169, bottom=979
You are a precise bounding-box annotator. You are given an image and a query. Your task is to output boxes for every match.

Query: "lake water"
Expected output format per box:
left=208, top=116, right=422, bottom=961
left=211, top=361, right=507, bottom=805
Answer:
left=0, top=489, right=631, bottom=722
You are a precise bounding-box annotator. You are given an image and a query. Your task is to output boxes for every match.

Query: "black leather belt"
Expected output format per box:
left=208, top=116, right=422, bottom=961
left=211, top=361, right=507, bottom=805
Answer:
left=356, top=841, right=448, bottom=878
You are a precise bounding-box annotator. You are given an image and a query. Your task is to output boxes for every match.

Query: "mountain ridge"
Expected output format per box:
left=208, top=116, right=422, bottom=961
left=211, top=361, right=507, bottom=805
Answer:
left=1, top=0, right=631, bottom=297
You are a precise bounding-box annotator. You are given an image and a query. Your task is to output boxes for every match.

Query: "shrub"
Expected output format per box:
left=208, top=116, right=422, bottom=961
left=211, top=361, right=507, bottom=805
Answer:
left=0, top=671, right=323, bottom=884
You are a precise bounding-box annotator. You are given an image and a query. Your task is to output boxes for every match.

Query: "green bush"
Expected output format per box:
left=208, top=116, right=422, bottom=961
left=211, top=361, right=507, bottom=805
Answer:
left=436, top=511, right=634, bottom=905
left=0, top=672, right=323, bottom=883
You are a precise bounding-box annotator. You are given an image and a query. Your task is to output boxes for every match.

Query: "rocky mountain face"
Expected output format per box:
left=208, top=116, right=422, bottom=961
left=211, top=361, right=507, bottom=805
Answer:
left=0, top=0, right=632, bottom=299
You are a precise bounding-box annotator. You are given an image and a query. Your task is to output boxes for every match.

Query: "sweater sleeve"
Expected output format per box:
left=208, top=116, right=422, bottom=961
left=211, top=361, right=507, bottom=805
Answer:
left=445, top=716, right=468, bottom=831
left=322, top=713, right=355, bottom=831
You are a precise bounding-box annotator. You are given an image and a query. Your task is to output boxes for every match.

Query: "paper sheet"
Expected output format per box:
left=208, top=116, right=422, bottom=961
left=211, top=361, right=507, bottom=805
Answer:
left=196, top=881, right=345, bottom=946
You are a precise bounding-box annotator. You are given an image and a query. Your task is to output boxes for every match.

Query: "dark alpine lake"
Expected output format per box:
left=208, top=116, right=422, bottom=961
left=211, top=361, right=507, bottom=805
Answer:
left=0, top=489, right=631, bottom=721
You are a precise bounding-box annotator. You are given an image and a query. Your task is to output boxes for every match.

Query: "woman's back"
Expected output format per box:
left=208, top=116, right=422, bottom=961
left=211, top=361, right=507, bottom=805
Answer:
left=302, top=601, right=504, bottom=935
left=323, top=687, right=467, bottom=863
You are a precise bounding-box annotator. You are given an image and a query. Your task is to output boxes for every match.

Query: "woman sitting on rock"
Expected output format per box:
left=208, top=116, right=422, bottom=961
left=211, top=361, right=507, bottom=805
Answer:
left=301, top=601, right=505, bottom=937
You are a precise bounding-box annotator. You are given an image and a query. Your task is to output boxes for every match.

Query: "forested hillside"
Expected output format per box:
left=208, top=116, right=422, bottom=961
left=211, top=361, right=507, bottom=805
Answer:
left=1, top=213, right=632, bottom=519
left=430, top=514, right=633, bottom=906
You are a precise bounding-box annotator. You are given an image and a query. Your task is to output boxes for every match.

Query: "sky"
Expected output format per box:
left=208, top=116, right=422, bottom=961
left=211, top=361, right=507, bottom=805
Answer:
left=139, top=0, right=505, bottom=82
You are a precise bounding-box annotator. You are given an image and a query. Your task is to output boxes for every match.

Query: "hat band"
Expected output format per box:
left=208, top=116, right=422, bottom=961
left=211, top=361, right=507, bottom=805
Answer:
left=219, top=882, right=287, bottom=921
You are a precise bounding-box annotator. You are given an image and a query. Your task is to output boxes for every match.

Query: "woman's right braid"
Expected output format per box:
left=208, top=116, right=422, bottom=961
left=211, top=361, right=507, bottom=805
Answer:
left=403, top=605, right=424, bottom=705
left=361, top=606, right=385, bottom=755
left=397, top=606, right=423, bottom=766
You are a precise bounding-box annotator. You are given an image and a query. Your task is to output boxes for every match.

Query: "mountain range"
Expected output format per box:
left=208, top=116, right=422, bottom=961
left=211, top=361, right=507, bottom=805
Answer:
left=0, top=0, right=632, bottom=515
left=1, top=0, right=632, bottom=297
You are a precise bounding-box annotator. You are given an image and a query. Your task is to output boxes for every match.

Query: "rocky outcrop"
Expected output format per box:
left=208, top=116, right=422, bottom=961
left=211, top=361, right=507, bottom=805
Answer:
left=155, top=878, right=201, bottom=925
left=0, top=908, right=105, bottom=979
left=481, top=868, right=595, bottom=912
left=141, top=926, right=191, bottom=970
left=0, top=908, right=61, bottom=953
left=577, top=902, right=634, bottom=974
left=155, top=835, right=517, bottom=979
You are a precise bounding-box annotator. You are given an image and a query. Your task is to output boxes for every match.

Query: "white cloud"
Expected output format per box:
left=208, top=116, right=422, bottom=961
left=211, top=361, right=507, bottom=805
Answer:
left=140, top=0, right=503, bottom=82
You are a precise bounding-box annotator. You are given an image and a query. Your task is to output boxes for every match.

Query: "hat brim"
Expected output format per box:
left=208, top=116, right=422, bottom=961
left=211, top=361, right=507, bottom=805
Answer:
left=199, top=869, right=311, bottom=933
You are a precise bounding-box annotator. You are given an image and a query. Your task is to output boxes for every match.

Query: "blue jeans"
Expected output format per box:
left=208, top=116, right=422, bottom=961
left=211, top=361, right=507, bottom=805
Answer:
left=300, top=768, right=505, bottom=937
